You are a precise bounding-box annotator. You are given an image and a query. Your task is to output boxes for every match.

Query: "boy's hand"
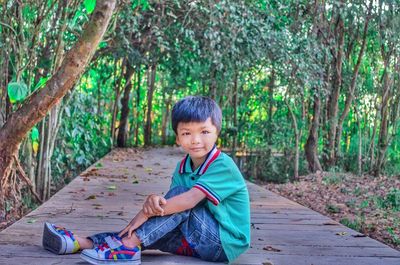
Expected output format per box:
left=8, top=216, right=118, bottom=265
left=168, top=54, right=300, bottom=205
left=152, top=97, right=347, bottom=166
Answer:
left=119, top=210, right=148, bottom=238
left=143, top=194, right=167, bottom=217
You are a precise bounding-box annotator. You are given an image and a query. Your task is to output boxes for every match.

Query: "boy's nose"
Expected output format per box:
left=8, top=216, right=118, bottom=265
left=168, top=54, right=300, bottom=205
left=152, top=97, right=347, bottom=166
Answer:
left=191, top=136, right=200, bottom=144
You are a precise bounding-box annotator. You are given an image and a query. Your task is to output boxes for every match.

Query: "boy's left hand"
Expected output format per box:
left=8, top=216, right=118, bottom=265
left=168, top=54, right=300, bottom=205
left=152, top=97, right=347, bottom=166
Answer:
left=118, top=210, right=149, bottom=238
left=143, top=194, right=167, bottom=217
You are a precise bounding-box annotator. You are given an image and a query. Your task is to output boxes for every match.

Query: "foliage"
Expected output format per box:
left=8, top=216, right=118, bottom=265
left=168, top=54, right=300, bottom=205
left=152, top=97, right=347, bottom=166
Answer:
left=1, top=0, right=400, bottom=215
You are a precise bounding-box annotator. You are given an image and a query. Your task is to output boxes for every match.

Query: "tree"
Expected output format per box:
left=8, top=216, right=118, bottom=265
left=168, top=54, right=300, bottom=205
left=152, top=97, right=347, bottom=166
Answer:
left=0, top=0, right=116, bottom=220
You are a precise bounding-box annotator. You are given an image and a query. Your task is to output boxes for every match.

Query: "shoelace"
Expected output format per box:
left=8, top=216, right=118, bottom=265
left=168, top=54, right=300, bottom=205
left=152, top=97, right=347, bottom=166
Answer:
left=55, top=226, right=72, bottom=237
left=98, top=242, right=110, bottom=251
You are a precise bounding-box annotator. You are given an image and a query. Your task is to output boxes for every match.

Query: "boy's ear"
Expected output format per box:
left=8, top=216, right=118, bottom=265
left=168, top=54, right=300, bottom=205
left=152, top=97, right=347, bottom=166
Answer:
left=175, top=136, right=180, bottom=146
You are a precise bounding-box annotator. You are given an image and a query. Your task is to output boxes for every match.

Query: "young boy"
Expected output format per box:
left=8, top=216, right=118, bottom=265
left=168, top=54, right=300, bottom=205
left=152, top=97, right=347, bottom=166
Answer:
left=43, top=96, right=250, bottom=264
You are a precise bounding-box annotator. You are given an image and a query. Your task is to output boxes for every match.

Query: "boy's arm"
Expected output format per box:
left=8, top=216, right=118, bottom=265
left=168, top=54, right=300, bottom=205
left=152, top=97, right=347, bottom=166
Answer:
left=119, top=189, right=205, bottom=238
left=118, top=210, right=149, bottom=238
left=161, top=188, right=206, bottom=215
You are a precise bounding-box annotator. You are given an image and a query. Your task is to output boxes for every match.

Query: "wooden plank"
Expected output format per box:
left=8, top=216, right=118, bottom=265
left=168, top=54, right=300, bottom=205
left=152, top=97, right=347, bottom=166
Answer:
left=0, top=147, right=398, bottom=265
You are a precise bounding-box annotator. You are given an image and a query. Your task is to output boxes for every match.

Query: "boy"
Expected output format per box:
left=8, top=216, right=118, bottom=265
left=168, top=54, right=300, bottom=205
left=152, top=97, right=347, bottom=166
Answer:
left=43, top=96, right=250, bottom=264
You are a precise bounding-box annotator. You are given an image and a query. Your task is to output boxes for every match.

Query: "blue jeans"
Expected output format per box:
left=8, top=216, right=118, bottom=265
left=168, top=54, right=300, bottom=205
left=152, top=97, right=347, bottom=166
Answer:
left=88, top=186, right=228, bottom=262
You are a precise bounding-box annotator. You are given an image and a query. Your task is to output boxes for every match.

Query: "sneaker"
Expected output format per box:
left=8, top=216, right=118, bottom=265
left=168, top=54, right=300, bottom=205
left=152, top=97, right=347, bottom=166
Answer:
left=42, top=222, right=80, bottom=254
left=80, top=235, right=141, bottom=265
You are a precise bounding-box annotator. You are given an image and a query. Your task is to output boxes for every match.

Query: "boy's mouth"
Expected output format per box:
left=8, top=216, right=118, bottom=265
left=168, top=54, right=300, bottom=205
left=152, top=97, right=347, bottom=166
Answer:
left=190, top=147, right=204, bottom=152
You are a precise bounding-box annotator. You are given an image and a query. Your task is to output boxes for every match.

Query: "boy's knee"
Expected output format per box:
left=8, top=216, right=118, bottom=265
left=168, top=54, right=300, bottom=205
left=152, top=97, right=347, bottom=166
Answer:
left=165, top=186, right=189, bottom=199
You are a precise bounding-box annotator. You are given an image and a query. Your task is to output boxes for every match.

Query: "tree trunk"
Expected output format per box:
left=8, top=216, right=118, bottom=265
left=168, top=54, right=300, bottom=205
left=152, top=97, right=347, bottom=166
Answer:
left=374, top=67, right=392, bottom=177
left=144, top=64, right=156, bottom=146
left=111, top=59, right=126, bottom=145
left=285, top=96, right=300, bottom=180
left=368, top=97, right=379, bottom=170
left=135, top=68, right=141, bottom=146
left=335, top=0, right=372, bottom=159
left=161, top=93, right=172, bottom=145
left=325, top=13, right=344, bottom=167
left=266, top=68, right=275, bottom=144
left=117, top=65, right=135, bottom=147
left=305, top=89, right=322, bottom=172
left=231, top=73, right=239, bottom=160
left=354, top=105, right=362, bottom=176
left=0, top=0, right=116, bottom=218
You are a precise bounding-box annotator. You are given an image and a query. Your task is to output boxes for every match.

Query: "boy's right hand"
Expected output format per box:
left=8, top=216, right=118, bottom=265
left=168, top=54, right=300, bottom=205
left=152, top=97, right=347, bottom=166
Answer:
left=143, top=194, right=167, bottom=217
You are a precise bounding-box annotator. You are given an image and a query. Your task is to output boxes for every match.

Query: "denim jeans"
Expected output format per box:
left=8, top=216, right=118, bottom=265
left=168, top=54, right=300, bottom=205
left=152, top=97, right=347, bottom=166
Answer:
left=88, top=186, right=228, bottom=262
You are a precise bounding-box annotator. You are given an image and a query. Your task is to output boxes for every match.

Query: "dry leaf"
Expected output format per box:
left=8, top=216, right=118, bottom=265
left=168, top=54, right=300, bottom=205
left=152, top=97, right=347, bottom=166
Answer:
left=85, top=195, right=96, bottom=200
left=352, top=234, right=367, bottom=238
left=263, top=246, right=281, bottom=252
left=323, top=221, right=338, bottom=226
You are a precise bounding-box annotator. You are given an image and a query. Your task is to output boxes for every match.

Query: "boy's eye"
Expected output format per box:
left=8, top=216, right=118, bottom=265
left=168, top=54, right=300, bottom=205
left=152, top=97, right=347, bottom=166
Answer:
left=202, top=130, right=210, bottom=134
left=181, top=132, right=190, bottom=136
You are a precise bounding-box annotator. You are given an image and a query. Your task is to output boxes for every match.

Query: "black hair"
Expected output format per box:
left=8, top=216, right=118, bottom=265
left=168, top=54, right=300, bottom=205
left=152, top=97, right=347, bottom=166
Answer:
left=171, top=96, right=222, bottom=134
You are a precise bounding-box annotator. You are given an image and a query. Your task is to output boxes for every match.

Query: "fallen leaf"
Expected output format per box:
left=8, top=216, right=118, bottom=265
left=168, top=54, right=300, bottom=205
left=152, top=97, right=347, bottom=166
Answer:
left=85, top=195, right=96, bottom=200
left=132, top=180, right=139, bottom=184
left=263, top=246, right=281, bottom=252
left=108, top=192, right=116, bottom=196
left=323, top=221, right=338, bottom=226
left=352, top=234, right=367, bottom=238
left=336, top=232, right=348, bottom=236
left=145, top=167, right=153, bottom=172
left=27, top=219, right=37, bottom=224
left=136, top=164, right=143, bottom=168
left=108, top=185, right=117, bottom=190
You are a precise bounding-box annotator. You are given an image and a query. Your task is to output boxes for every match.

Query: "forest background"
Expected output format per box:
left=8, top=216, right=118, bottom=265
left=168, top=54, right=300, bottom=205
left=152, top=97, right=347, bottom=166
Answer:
left=0, top=0, right=399, bottom=250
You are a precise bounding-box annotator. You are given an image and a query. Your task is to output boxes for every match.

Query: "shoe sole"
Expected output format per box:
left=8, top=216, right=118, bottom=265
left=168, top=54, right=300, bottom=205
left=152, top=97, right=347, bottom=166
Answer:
left=42, top=222, right=66, bottom=254
left=80, top=252, right=141, bottom=265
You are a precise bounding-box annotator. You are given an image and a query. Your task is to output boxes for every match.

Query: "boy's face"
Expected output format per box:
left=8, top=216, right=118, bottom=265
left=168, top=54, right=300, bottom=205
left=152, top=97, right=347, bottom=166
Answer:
left=176, top=117, right=218, bottom=167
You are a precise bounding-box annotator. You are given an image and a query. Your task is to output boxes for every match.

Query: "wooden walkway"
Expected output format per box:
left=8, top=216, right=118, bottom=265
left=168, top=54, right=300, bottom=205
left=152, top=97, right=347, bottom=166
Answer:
left=0, top=147, right=399, bottom=265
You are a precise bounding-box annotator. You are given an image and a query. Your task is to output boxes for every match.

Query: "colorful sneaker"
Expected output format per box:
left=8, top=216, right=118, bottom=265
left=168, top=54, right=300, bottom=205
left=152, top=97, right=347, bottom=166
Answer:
left=80, top=235, right=141, bottom=265
left=42, top=222, right=80, bottom=254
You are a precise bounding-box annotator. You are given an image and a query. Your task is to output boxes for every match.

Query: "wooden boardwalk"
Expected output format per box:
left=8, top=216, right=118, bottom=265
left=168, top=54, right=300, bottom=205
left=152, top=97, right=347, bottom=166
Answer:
left=0, top=147, right=399, bottom=265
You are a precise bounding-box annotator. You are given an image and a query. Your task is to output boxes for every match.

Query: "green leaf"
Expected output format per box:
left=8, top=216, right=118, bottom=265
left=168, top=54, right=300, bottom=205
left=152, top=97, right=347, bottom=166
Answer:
left=33, top=76, right=50, bottom=91
left=84, top=0, right=96, bottom=14
left=107, top=185, right=117, bottom=190
left=27, top=218, right=37, bottom=224
left=22, top=5, right=35, bottom=22
left=31, top=127, right=39, bottom=141
left=7, top=82, right=28, bottom=103
left=99, top=41, right=108, bottom=49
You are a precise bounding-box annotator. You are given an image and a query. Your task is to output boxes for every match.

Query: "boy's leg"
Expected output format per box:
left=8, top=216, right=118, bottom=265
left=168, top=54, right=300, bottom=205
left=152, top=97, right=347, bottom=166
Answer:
left=86, top=232, right=119, bottom=247
left=43, top=222, right=119, bottom=254
left=132, top=186, right=228, bottom=262
left=143, top=228, right=199, bottom=257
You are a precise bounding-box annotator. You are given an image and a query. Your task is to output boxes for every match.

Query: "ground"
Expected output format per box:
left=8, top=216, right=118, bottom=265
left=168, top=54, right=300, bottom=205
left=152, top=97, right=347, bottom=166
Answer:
left=264, top=171, right=400, bottom=251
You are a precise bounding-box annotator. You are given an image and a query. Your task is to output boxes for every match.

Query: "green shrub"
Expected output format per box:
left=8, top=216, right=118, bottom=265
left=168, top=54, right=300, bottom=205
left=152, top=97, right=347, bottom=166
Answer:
left=340, top=217, right=362, bottom=232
